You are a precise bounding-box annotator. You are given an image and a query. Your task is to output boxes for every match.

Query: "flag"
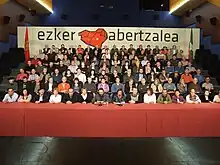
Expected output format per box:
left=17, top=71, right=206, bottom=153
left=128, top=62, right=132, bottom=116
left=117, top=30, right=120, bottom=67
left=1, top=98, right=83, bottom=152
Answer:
left=24, top=27, right=30, bottom=63
left=188, top=28, right=193, bottom=62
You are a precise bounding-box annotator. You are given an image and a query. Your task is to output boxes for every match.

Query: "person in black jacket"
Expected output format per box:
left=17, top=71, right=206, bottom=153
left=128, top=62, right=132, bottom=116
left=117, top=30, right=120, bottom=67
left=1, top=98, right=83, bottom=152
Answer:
left=200, top=90, right=213, bottom=103
left=78, top=88, right=93, bottom=104
left=126, top=87, right=142, bottom=104
left=62, top=88, right=79, bottom=104
left=33, top=88, right=49, bottom=103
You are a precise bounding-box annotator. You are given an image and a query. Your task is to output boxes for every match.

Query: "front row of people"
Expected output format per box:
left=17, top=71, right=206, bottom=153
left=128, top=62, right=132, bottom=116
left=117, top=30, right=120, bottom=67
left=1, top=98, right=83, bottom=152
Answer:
left=3, top=87, right=220, bottom=104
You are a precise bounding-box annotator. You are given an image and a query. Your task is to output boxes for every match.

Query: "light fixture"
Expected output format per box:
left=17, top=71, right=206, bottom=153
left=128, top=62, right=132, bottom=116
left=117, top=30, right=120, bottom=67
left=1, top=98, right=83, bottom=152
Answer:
left=36, top=0, right=54, bottom=13
left=169, top=0, right=190, bottom=14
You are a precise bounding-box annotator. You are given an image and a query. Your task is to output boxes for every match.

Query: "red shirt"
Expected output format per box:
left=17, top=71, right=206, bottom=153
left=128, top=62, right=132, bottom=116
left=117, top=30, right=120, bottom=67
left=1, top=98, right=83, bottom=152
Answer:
left=16, top=73, right=28, bottom=81
left=31, top=59, right=39, bottom=66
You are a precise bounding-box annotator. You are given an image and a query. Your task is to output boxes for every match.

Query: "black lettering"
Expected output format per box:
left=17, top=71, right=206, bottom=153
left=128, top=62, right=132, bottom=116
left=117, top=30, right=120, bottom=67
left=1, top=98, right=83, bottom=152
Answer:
left=71, top=32, right=75, bottom=40
left=134, top=32, right=139, bottom=41
left=117, top=29, right=124, bottom=41
left=63, top=31, right=69, bottom=40
left=109, top=32, right=116, bottom=40
left=38, top=31, right=45, bottom=40
left=126, top=32, right=132, bottom=41
left=160, top=30, right=163, bottom=41
left=164, top=33, right=171, bottom=42
left=172, top=33, right=178, bottom=42
left=140, top=30, right=144, bottom=41
left=55, top=28, right=61, bottom=40
left=145, top=33, right=151, bottom=41
left=47, top=31, right=53, bottom=40
left=152, top=33, right=159, bottom=41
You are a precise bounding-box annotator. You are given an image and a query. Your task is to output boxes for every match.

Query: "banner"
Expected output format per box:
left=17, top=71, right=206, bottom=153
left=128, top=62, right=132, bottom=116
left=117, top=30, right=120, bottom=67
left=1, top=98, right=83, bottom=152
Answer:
left=17, top=27, right=200, bottom=58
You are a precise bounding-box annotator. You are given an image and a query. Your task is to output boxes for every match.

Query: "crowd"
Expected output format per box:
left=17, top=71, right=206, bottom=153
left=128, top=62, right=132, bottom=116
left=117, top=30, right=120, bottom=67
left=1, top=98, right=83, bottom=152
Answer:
left=2, top=44, right=220, bottom=105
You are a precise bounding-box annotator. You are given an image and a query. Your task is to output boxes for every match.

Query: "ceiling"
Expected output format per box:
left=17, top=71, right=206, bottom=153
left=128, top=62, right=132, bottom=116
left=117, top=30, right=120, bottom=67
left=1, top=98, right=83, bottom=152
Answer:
left=16, top=0, right=51, bottom=14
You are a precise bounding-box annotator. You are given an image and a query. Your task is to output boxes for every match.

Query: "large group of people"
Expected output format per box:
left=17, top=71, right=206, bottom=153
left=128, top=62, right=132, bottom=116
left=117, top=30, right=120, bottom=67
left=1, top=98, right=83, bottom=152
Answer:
left=2, top=44, right=220, bottom=105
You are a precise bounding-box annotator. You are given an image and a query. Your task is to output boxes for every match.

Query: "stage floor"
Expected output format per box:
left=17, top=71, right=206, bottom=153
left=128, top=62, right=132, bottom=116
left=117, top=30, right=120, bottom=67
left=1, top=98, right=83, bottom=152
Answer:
left=1, top=137, right=220, bottom=165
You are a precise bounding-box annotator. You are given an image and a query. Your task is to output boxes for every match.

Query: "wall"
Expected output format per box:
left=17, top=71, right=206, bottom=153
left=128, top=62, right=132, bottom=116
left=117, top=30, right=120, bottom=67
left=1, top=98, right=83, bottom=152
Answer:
left=0, top=0, right=40, bottom=55
left=182, top=2, right=220, bottom=58
left=40, top=0, right=182, bottom=27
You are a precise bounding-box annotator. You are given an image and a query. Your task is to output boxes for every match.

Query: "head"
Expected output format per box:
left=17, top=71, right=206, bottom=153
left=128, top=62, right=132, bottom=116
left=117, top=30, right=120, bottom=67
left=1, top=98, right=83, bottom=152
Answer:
left=178, top=61, right=182, bottom=67
left=81, top=88, right=87, bottom=95
left=184, top=69, right=189, bottom=74
left=23, top=77, right=28, bottom=82
left=53, top=88, right=59, bottom=95
left=68, top=88, right=74, bottom=95
left=8, top=78, right=15, bottom=84
left=31, top=69, right=36, bottom=74
left=172, top=55, right=177, bottom=60
left=162, top=89, right=168, bottom=97
left=196, top=69, right=201, bottom=75
left=54, top=69, right=59, bottom=75
left=175, top=90, right=180, bottom=97
left=74, top=78, right=79, bottom=84
left=205, top=77, right=210, bottom=83
left=48, top=77, right=53, bottom=83
left=129, top=78, right=134, bottom=85
left=127, top=69, right=132, bottom=75
left=147, top=88, right=153, bottom=95
left=141, top=78, right=146, bottom=84
left=117, top=89, right=123, bottom=96
left=115, top=77, right=120, bottom=84
left=168, top=77, right=173, bottom=84
left=190, top=89, right=196, bottom=97
left=77, top=68, right=81, bottom=74
left=62, top=76, right=67, bottom=83
left=38, top=88, right=45, bottom=95
left=101, top=78, right=106, bottom=84
left=132, top=88, right=138, bottom=95
left=23, top=89, right=28, bottom=96
left=27, top=60, right=31, bottom=65
left=8, top=88, right=14, bottom=96
left=20, top=68, right=25, bottom=74
left=193, top=78, right=198, bottom=84
left=98, top=88, right=104, bottom=95
left=167, top=61, right=171, bottom=66
left=49, top=62, right=53, bottom=67
left=43, top=67, right=47, bottom=74
left=139, top=68, right=144, bottom=73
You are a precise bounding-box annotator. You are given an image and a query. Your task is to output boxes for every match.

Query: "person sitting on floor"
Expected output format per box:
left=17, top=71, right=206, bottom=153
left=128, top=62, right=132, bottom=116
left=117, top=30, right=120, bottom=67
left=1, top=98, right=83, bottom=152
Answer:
left=78, top=88, right=93, bottom=104
left=92, top=88, right=110, bottom=105
left=62, top=88, right=78, bottom=104
left=2, top=88, right=19, bottom=103
left=186, top=89, right=201, bottom=104
left=49, top=88, right=62, bottom=104
left=18, top=89, right=32, bottom=103
left=157, top=89, right=172, bottom=104
left=213, top=90, right=220, bottom=103
left=143, top=88, right=156, bottom=104
left=172, top=90, right=185, bottom=104
left=33, top=88, right=49, bottom=103
left=126, top=87, right=141, bottom=104
left=200, top=90, right=213, bottom=103
left=113, top=89, right=126, bottom=105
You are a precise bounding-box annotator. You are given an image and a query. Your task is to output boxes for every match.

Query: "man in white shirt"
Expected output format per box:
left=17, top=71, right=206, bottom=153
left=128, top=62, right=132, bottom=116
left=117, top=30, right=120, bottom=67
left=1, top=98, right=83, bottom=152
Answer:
left=186, top=89, right=201, bottom=104
left=68, top=60, right=78, bottom=74
left=75, top=68, right=87, bottom=84
left=49, top=88, right=62, bottom=104
left=3, top=88, right=19, bottom=103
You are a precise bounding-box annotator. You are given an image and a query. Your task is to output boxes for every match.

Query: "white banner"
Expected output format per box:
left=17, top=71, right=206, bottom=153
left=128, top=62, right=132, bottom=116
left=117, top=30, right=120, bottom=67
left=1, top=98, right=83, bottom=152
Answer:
left=17, top=27, right=200, bottom=57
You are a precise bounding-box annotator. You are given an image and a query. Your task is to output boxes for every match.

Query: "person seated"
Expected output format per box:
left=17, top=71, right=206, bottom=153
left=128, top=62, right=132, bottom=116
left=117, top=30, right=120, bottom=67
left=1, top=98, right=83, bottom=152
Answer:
left=172, top=90, right=185, bottom=104
left=193, top=69, right=204, bottom=84
left=78, top=88, right=93, bottom=104
left=137, top=78, right=148, bottom=95
left=151, top=78, right=163, bottom=94
left=71, top=78, right=83, bottom=94
left=200, top=90, right=212, bottom=103
left=177, top=78, right=187, bottom=96
left=52, top=69, right=62, bottom=84
left=134, top=68, right=147, bottom=83
left=84, top=77, right=97, bottom=94
left=97, top=78, right=109, bottom=93
left=123, top=69, right=134, bottom=83
left=163, top=77, right=176, bottom=94
left=186, top=62, right=196, bottom=74
left=75, top=68, right=87, bottom=84
left=31, top=55, right=39, bottom=66
left=181, top=69, right=193, bottom=84
left=213, top=90, right=220, bottom=103
left=111, top=77, right=124, bottom=95
left=18, top=89, right=32, bottom=103
left=174, top=61, right=184, bottom=74
left=110, top=69, right=121, bottom=83
left=16, top=68, right=28, bottom=81
left=110, top=62, right=121, bottom=74
left=24, top=60, right=35, bottom=74
left=2, top=88, right=19, bottom=103
left=33, top=88, right=49, bottom=103
left=171, top=71, right=180, bottom=84
left=186, top=89, right=201, bottom=104
left=62, top=88, right=78, bottom=104
left=113, top=89, right=126, bottom=105
left=36, top=60, right=44, bottom=74
left=58, top=76, right=70, bottom=94
left=165, top=61, right=174, bottom=75
left=188, top=78, right=202, bottom=94
left=28, top=69, right=39, bottom=82
left=45, top=77, right=57, bottom=93
left=202, top=77, right=214, bottom=93
left=7, top=77, right=17, bottom=92
left=144, top=88, right=156, bottom=104
left=49, top=88, right=62, bottom=104
left=159, top=69, right=168, bottom=84
left=154, top=62, right=163, bottom=74
left=157, top=89, right=172, bottom=104
left=39, top=67, right=50, bottom=85
left=170, top=55, right=178, bottom=67
left=92, top=88, right=110, bottom=105
left=126, top=87, right=141, bottom=104
left=32, top=77, right=42, bottom=94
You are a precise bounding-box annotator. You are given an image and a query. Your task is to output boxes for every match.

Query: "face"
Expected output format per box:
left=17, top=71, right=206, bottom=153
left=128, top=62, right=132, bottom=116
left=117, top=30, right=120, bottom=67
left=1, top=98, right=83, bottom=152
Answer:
left=139, top=69, right=143, bottom=73
left=116, top=78, right=120, bottom=83
left=133, top=88, right=138, bottom=95
left=49, top=78, right=53, bottom=83
left=20, top=69, right=24, bottom=73
left=39, top=89, right=44, bottom=95
left=193, top=78, right=198, bottom=84
left=162, top=90, right=167, bottom=96
left=185, top=69, right=189, bottom=74
left=175, top=91, right=180, bottom=96
left=190, top=89, right=196, bottom=96
left=8, top=89, right=14, bottom=96
left=82, top=88, right=87, bottom=95
left=197, top=69, right=201, bottom=74
left=205, top=77, right=210, bottom=83
left=55, top=69, right=59, bottom=74
left=101, top=79, right=105, bottom=83
left=167, top=61, right=171, bottom=66
left=49, top=62, right=53, bottom=66
left=31, top=69, right=35, bottom=74
left=43, top=68, right=47, bottom=73
left=53, top=89, right=58, bottom=95
left=118, top=90, right=123, bottom=96
left=129, top=79, right=133, bottom=84
left=77, top=69, right=81, bottom=74
left=23, top=89, right=28, bottom=95
left=9, top=79, right=14, bottom=83
left=141, top=78, right=146, bottom=84
left=69, top=88, right=74, bottom=94
left=168, top=78, right=172, bottom=83
left=62, top=77, right=67, bottom=83
left=99, top=89, right=104, bottom=95
left=147, top=89, right=152, bottom=95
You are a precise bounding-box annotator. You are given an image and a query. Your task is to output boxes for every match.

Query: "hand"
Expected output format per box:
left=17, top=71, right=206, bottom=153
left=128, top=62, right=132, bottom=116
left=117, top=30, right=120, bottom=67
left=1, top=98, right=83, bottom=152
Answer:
left=82, top=101, right=86, bottom=104
left=129, top=100, right=135, bottom=104
left=3, top=100, right=8, bottom=103
left=66, top=101, right=72, bottom=104
left=150, top=101, right=155, bottom=104
left=164, top=101, right=168, bottom=104
left=35, top=101, right=40, bottom=104
left=50, top=101, right=55, bottom=104
left=179, top=102, right=184, bottom=104
left=194, top=101, right=199, bottom=104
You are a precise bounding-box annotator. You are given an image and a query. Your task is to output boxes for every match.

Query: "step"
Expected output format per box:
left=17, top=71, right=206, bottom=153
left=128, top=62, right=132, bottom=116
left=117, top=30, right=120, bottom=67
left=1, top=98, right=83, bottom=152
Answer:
left=201, top=70, right=209, bottom=76
left=210, top=77, right=219, bottom=85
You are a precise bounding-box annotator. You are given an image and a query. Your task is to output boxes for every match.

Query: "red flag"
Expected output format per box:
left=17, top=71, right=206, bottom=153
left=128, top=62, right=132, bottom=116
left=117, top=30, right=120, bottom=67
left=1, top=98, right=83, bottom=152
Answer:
left=24, top=27, right=30, bottom=63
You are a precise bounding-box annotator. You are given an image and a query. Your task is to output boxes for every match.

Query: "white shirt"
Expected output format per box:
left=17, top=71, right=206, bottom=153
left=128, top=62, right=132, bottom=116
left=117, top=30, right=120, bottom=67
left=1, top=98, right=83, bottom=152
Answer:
left=48, top=83, right=53, bottom=91
left=144, top=93, right=156, bottom=104
left=213, top=95, right=220, bottom=103
left=39, top=95, right=43, bottom=102
left=82, top=94, right=87, bottom=100
left=3, top=93, right=18, bottom=103
left=186, top=94, right=201, bottom=103
left=49, top=94, right=62, bottom=103
left=68, top=65, right=78, bottom=74
left=75, top=73, right=87, bottom=84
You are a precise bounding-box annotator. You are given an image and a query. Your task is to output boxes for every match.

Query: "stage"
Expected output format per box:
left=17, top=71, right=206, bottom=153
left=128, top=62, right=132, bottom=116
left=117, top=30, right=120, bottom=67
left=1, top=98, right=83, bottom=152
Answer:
left=0, top=103, right=220, bottom=137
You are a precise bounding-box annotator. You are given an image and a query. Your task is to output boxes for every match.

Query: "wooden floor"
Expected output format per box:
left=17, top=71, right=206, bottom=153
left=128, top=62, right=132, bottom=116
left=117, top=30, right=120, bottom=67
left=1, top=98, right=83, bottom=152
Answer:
left=0, top=137, right=220, bottom=165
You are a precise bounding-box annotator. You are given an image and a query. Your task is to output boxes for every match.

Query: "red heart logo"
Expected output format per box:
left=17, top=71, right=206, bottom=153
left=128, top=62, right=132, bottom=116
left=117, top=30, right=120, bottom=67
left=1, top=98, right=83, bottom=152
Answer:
left=78, top=28, right=108, bottom=48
